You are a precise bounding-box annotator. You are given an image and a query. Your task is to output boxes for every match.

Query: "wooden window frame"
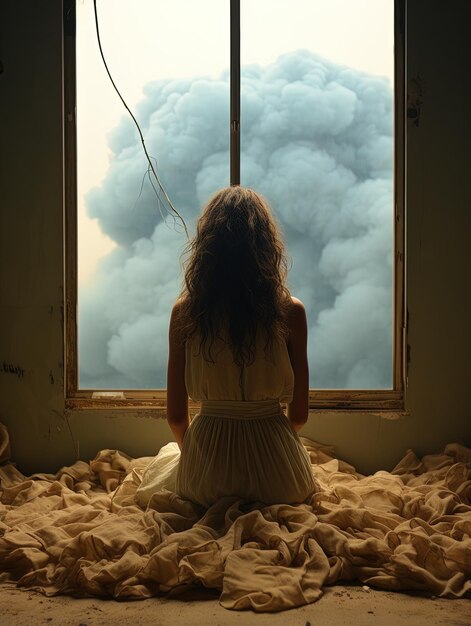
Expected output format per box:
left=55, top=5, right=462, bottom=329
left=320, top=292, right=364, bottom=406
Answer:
left=63, top=0, right=406, bottom=415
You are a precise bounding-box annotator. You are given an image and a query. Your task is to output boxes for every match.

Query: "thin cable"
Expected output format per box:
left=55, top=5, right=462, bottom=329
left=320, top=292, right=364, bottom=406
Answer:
left=93, top=0, right=189, bottom=240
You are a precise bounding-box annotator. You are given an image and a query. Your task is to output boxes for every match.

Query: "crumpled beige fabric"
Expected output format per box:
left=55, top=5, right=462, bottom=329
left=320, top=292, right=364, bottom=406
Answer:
left=0, top=423, right=470, bottom=611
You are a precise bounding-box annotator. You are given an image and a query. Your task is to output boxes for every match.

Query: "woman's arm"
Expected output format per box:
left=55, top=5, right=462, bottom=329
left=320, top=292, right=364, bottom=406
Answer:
left=286, top=297, right=309, bottom=432
left=166, top=301, right=189, bottom=449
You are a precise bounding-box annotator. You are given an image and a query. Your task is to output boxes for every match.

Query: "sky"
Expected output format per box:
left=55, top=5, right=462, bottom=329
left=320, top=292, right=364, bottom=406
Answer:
left=76, top=0, right=394, bottom=389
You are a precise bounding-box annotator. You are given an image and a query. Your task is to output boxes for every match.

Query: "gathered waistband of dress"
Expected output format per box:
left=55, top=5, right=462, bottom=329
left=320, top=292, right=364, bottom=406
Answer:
left=198, top=399, right=283, bottom=420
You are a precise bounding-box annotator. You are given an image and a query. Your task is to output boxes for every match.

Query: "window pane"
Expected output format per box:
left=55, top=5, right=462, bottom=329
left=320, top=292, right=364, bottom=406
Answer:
left=77, top=0, right=394, bottom=391
left=77, top=0, right=229, bottom=388
left=240, top=0, right=394, bottom=388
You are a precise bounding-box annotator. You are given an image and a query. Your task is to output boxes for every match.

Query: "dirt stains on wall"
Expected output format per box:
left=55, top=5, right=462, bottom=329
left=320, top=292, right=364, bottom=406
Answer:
left=0, top=361, right=25, bottom=379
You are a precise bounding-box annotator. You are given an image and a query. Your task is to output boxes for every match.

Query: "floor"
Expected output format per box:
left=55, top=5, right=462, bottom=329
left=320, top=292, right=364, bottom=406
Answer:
left=0, top=584, right=469, bottom=626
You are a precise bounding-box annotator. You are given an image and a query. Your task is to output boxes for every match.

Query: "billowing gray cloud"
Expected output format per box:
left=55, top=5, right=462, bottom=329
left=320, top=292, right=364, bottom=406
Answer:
left=80, top=50, right=393, bottom=389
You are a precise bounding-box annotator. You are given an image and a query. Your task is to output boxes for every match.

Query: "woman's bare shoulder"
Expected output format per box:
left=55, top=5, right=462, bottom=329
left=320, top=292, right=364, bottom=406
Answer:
left=169, top=298, right=187, bottom=340
left=290, top=295, right=305, bottom=310
left=287, top=296, right=307, bottom=336
left=288, top=296, right=307, bottom=318
left=171, top=296, right=187, bottom=318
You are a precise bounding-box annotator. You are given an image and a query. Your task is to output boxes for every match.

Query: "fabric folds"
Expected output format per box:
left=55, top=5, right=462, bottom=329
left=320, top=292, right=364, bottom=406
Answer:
left=0, top=423, right=470, bottom=612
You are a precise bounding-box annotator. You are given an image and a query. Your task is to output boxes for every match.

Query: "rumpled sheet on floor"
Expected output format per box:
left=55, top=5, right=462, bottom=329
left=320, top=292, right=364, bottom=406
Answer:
left=0, top=422, right=470, bottom=612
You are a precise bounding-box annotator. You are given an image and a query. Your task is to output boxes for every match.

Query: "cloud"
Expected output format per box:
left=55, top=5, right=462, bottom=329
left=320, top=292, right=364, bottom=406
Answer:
left=80, top=50, right=393, bottom=389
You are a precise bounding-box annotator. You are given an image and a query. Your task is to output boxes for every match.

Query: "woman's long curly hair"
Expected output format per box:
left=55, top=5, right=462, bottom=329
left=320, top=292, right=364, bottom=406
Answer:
left=177, top=186, right=292, bottom=367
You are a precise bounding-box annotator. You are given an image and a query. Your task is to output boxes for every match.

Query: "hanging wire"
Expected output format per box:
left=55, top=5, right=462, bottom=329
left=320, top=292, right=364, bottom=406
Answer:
left=93, top=0, right=189, bottom=240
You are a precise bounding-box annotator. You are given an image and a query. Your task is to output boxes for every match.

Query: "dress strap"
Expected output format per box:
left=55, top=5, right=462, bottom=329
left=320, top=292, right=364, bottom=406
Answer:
left=199, top=400, right=282, bottom=420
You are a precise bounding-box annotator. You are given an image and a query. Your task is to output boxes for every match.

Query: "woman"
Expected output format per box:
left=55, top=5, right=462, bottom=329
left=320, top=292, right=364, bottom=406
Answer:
left=136, top=186, right=316, bottom=508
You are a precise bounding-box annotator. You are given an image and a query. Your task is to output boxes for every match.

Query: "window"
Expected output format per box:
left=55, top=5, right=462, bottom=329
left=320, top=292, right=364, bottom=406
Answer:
left=64, top=0, right=405, bottom=412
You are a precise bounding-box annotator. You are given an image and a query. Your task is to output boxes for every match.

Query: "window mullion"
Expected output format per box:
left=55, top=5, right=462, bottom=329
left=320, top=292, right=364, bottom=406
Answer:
left=230, top=0, right=240, bottom=185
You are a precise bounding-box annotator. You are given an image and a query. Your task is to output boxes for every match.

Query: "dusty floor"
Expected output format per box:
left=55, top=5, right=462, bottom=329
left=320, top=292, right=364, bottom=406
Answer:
left=0, top=583, right=469, bottom=626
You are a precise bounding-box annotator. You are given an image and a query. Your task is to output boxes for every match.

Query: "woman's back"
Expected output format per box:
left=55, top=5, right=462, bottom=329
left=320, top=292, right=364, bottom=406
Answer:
left=185, top=331, right=294, bottom=403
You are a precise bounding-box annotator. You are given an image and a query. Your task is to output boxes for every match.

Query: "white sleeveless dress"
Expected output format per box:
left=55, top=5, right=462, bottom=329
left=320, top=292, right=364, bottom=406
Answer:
left=135, top=331, right=316, bottom=509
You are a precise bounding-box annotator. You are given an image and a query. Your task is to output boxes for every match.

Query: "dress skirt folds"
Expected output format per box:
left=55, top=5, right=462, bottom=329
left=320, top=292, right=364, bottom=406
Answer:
left=135, top=332, right=317, bottom=509
left=176, top=400, right=316, bottom=508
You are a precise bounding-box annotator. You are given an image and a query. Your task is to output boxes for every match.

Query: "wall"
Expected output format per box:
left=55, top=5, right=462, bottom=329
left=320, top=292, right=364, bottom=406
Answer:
left=0, top=0, right=469, bottom=475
